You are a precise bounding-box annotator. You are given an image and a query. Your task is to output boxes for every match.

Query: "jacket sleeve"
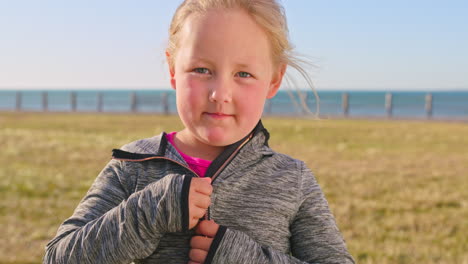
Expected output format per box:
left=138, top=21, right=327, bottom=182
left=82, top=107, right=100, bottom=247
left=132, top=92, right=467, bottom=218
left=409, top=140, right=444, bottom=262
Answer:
left=43, top=159, right=192, bottom=264
left=205, top=162, right=355, bottom=264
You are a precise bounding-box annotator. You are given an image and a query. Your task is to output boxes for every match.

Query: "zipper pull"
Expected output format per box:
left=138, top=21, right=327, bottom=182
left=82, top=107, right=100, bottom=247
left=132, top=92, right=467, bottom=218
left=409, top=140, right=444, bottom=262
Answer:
left=204, top=207, right=211, bottom=220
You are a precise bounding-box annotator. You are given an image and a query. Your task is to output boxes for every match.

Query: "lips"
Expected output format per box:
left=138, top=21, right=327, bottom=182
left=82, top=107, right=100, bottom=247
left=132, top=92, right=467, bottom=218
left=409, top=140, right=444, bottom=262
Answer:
left=205, top=112, right=234, bottom=119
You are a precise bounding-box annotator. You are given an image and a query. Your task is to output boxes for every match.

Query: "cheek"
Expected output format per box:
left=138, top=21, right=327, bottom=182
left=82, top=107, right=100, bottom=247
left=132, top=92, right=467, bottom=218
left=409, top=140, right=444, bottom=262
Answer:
left=186, top=76, right=200, bottom=90
left=236, top=82, right=268, bottom=115
left=177, top=76, right=206, bottom=101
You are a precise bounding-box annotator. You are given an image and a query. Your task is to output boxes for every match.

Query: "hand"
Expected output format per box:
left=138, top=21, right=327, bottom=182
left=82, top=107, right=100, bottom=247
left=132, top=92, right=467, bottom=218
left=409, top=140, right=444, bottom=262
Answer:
left=188, top=177, right=213, bottom=229
left=188, top=220, right=220, bottom=264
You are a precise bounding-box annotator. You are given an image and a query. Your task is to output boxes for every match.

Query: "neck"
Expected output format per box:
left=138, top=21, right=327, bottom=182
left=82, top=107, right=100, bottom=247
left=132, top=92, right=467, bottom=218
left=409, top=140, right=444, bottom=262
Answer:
left=174, top=129, right=225, bottom=161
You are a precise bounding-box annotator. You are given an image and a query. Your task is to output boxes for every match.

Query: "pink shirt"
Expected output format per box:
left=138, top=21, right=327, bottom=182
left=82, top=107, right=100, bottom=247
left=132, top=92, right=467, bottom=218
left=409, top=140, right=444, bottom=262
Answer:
left=166, top=132, right=211, bottom=177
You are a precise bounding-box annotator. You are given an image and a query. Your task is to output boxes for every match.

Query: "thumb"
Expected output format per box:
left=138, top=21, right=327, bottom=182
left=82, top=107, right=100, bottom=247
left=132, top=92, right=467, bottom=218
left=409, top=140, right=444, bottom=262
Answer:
left=201, top=177, right=212, bottom=183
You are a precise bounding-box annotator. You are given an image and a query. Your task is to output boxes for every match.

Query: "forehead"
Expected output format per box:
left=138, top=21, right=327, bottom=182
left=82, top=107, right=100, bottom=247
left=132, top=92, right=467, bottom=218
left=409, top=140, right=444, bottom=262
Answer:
left=176, top=8, right=273, bottom=66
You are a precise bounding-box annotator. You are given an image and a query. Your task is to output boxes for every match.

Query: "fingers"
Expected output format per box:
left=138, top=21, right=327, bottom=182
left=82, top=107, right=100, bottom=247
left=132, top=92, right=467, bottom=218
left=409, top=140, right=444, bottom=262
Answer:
left=189, top=220, right=216, bottom=264
left=189, top=207, right=206, bottom=229
left=188, top=177, right=213, bottom=229
left=195, top=220, right=219, bottom=237
left=190, top=235, right=213, bottom=251
left=191, top=177, right=213, bottom=196
left=189, top=248, right=208, bottom=264
left=200, top=176, right=212, bottom=183
left=192, top=192, right=211, bottom=209
left=188, top=194, right=210, bottom=225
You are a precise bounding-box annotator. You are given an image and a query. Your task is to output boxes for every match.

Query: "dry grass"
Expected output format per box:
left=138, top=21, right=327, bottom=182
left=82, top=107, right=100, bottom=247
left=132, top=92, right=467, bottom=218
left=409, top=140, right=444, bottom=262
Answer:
left=1, top=112, right=467, bottom=263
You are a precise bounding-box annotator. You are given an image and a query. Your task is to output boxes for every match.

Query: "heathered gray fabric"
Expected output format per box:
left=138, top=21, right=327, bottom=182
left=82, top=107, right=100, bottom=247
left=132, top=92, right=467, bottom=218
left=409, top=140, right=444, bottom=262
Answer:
left=44, top=129, right=354, bottom=263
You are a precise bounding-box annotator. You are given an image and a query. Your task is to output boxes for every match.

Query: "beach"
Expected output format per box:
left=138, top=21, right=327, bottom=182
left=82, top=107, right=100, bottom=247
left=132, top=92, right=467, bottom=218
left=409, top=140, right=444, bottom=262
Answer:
left=2, top=90, right=468, bottom=120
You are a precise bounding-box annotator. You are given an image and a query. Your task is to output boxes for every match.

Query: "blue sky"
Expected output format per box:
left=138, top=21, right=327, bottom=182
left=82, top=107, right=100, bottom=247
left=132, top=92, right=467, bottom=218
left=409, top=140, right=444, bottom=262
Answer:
left=0, top=0, right=467, bottom=91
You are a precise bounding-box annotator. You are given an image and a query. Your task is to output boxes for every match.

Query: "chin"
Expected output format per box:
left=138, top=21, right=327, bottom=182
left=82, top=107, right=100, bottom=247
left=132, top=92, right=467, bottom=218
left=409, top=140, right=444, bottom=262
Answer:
left=204, top=134, right=235, bottom=147
left=201, top=129, right=240, bottom=147
left=198, top=125, right=251, bottom=147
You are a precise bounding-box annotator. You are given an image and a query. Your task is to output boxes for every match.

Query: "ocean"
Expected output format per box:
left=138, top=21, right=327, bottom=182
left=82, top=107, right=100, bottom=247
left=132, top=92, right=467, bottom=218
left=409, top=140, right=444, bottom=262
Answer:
left=0, top=89, right=467, bottom=120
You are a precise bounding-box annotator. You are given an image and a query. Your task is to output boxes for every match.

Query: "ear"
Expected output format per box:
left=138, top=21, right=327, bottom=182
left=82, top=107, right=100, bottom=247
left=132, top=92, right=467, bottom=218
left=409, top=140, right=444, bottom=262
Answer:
left=267, top=63, right=287, bottom=99
left=166, top=51, right=176, bottom=90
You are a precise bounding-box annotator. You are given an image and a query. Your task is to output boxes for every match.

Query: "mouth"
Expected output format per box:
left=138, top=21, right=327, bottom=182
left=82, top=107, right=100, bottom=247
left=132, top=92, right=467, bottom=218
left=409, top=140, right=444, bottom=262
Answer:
left=204, top=112, right=234, bottom=119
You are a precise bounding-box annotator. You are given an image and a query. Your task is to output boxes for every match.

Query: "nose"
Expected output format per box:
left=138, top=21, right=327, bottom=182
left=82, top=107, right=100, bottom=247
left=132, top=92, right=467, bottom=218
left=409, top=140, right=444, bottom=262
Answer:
left=209, top=76, right=232, bottom=103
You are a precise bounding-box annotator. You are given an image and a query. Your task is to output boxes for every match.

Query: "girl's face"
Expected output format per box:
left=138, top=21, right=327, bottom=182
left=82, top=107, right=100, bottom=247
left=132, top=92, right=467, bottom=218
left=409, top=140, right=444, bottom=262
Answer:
left=168, top=8, right=285, bottom=156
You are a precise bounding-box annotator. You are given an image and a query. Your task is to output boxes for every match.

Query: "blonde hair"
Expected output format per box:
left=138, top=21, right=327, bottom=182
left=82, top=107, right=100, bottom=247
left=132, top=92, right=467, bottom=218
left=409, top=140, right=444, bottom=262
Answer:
left=167, top=0, right=319, bottom=116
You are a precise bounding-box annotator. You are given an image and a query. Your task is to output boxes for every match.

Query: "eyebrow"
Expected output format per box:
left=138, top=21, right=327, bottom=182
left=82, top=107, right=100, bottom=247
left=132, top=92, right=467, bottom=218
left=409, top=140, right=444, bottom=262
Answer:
left=235, top=63, right=250, bottom=68
left=190, top=57, right=251, bottom=68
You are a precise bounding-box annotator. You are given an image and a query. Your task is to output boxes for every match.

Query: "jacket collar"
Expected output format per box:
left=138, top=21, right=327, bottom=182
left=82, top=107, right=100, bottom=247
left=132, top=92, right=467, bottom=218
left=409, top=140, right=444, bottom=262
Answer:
left=112, top=120, right=274, bottom=174
left=204, top=120, right=271, bottom=177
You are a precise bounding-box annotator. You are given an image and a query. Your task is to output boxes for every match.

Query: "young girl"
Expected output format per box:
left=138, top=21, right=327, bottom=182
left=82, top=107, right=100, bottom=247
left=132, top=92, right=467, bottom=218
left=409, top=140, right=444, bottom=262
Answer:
left=44, top=0, right=354, bottom=263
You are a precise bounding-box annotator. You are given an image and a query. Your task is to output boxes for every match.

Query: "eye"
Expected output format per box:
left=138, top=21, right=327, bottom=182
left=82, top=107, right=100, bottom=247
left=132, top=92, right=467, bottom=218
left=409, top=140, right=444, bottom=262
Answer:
left=193, top=68, right=210, bottom=74
left=237, top=72, right=252, bottom=78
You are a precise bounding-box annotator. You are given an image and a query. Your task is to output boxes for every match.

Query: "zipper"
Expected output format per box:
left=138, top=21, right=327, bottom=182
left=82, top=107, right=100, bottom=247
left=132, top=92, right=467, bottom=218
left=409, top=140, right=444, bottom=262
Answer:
left=205, top=133, right=253, bottom=219
left=113, top=133, right=253, bottom=221
left=114, top=132, right=253, bottom=183
left=112, top=156, right=201, bottom=178
left=210, top=133, right=253, bottom=184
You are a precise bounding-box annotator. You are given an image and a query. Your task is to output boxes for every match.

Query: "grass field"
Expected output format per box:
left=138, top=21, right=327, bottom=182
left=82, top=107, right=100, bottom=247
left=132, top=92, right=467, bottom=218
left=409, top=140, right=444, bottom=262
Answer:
left=1, top=112, right=467, bottom=263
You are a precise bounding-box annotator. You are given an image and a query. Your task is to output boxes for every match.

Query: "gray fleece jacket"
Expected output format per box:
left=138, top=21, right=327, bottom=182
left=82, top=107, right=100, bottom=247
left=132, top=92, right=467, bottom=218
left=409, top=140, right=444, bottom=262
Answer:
left=44, top=122, right=354, bottom=263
